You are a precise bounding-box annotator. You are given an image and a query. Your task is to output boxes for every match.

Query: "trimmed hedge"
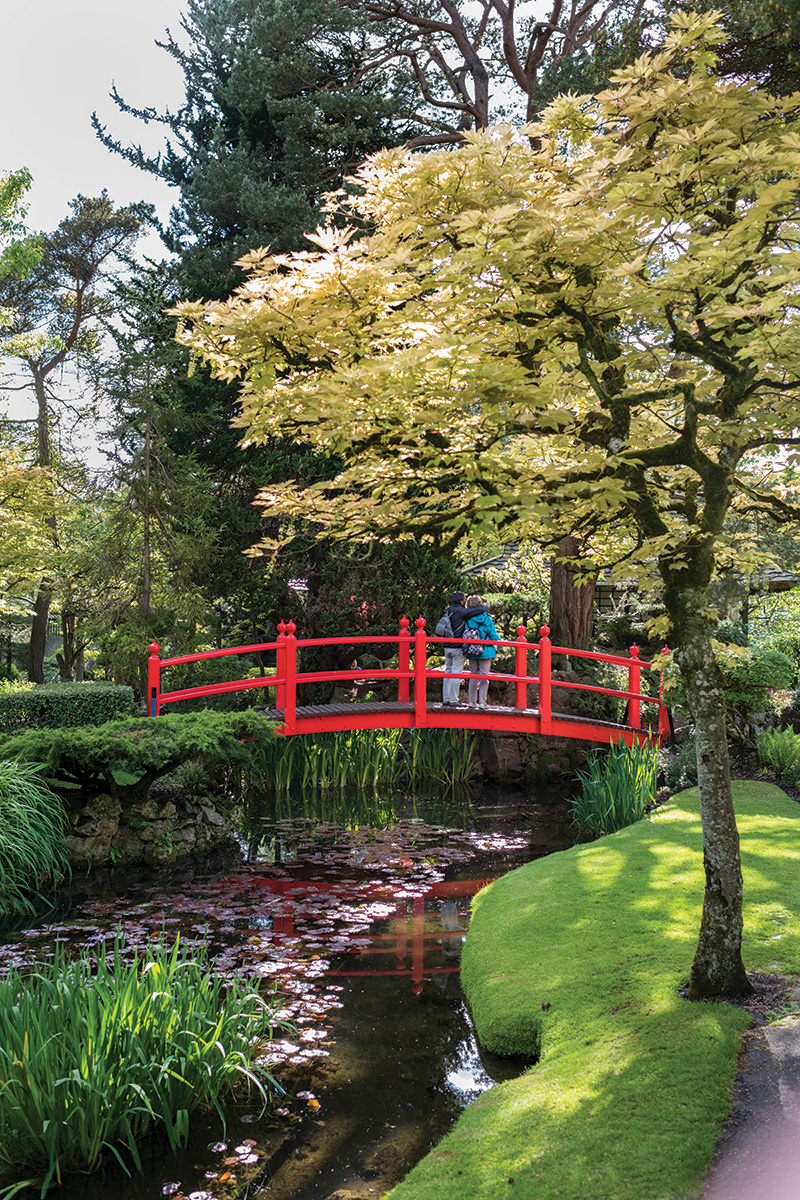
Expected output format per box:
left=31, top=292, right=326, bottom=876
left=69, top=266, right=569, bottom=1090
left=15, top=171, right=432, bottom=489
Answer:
left=0, top=683, right=135, bottom=733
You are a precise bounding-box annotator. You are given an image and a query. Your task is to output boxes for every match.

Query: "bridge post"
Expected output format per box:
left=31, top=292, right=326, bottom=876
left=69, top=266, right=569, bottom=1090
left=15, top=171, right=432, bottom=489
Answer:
left=276, top=620, right=287, bottom=712
left=628, top=645, right=641, bottom=729
left=398, top=616, right=411, bottom=702
left=283, top=621, right=297, bottom=734
left=414, top=616, right=428, bottom=727
left=147, top=642, right=161, bottom=717
left=514, top=625, right=528, bottom=710
left=538, top=625, right=552, bottom=733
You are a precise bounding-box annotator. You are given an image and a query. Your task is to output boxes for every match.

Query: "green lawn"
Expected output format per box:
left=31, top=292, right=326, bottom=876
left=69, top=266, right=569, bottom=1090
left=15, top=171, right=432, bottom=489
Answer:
left=388, top=781, right=800, bottom=1200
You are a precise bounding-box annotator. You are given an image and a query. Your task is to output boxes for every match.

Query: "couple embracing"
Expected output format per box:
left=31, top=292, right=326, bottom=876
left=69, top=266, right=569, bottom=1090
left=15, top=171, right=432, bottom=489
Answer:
left=439, top=591, right=500, bottom=709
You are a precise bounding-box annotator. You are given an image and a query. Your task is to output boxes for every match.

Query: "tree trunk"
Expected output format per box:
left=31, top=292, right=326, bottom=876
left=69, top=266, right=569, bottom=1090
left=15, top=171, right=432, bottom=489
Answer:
left=676, top=623, right=752, bottom=997
left=28, top=586, right=52, bottom=684
left=663, top=545, right=752, bottom=999
left=28, top=367, right=57, bottom=684
left=548, top=535, right=595, bottom=648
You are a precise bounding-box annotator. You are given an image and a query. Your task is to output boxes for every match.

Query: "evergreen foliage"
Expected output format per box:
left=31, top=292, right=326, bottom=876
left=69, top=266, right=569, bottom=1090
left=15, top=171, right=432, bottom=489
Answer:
left=0, top=710, right=276, bottom=800
left=93, top=0, right=417, bottom=296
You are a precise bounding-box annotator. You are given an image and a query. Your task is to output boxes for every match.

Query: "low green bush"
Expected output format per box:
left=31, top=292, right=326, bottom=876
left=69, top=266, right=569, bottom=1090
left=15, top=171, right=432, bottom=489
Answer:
left=0, top=760, right=69, bottom=919
left=665, top=646, right=795, bottom=741
left=661, top=739, right=698, bottom=793
left=0, top=683, right=135, bottom=733
left=756, top=726, right=800, bottom=774
left=0, top=936, right=289, bottom=1195
left=571, top=737, right=658, bottom=834
left=0, top=710, right=276, bottom=802
left=723, top=647, right=795, bottom=737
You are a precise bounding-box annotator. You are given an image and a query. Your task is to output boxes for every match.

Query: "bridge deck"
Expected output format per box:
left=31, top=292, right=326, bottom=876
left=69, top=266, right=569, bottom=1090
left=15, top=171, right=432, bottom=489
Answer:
left=261, top=699, right=647, bottom=744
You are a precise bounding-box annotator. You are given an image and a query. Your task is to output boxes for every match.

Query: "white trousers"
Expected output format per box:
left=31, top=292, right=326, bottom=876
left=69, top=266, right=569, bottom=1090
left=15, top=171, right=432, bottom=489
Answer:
left=468, top=658, right=492, bottom=705
left=443, top=648, right=465, bottom=703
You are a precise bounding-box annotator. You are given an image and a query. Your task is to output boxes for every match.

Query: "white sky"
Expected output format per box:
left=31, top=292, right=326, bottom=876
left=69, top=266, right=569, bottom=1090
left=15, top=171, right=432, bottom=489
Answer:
left=0, top=0, right=189, bottom=455
left=1, top=0, right=188, bottom=253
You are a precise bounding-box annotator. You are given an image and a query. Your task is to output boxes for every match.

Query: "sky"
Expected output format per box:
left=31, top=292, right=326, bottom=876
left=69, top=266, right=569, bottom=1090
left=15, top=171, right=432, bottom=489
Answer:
left=2, top=0, right=188, bottom=244
left=0, top=0, right=190, bottom=451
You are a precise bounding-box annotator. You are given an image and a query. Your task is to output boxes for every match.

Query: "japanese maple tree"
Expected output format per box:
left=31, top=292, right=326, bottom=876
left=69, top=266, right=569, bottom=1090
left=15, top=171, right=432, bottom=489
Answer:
left=175, top=13, right=800, bottom=996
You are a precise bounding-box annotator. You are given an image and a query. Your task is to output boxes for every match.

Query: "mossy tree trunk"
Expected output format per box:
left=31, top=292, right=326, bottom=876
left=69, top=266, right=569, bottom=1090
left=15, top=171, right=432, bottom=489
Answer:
left=662, top=534, right=752, bottom=999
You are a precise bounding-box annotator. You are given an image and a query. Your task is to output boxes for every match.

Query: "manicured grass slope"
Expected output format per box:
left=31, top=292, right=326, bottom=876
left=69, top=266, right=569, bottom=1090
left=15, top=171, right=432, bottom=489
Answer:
left=388, top=782, right=800, bottom=1200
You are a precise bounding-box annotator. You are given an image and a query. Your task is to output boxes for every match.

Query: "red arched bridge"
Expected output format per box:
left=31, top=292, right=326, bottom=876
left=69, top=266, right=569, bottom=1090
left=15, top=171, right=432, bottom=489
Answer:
left=147, top=618, right=670, bottom=746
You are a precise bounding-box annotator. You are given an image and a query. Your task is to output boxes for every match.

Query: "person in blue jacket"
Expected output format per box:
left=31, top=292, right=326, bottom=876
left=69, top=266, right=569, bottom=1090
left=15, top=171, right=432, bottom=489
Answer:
left=463, top=594, right=500, bottom=708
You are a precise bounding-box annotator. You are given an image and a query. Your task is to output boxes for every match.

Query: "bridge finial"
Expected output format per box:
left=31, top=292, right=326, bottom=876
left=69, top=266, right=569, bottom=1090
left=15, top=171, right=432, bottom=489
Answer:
left=539, top=625, right=551, bottom=640
left=148, top=642, right=160, bottom=656
left=277, top=619, right=287, bottom=636
left=516, top=624, right=527, bottom=640
left=286, top=620, right=297, bottom=636
left=415, top=616, right=426, bottom=630
left=629, top=644, right=640, bottom=659
left=399, top=615, right=410, bottom=633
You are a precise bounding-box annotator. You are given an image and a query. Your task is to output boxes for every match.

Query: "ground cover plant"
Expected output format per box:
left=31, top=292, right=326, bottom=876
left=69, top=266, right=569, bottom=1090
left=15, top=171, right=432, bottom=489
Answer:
left=0, top=760, right=69, bottom=919
left=0, top=935, right=290, bottom=1197
left=387, top=782, right=800, bottom=1200
left=570, top=736, right=658, bottom=834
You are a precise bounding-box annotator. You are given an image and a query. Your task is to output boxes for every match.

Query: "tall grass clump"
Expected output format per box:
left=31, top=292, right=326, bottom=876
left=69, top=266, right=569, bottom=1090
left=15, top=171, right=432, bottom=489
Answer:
left=571, top=737, right=658, bottom=835
left=0, top=936, right=289, bottom=1196
left=755, top=726, right=800, bottom=775
left=0, top=760, right=69, bottom=919
left=252, top=728, right=478, bottom=793
left=403, top=729, right=479, bottom=788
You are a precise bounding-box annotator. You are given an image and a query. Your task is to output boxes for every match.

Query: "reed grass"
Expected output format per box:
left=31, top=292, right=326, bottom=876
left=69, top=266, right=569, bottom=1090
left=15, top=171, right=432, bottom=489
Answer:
left=251, top=728, right=478, bottom=793
left=571, top=736, right=658, bottom=834
left=0, top=760, right=69, bottom=920
left=0, top=936, right=290, bottom=1197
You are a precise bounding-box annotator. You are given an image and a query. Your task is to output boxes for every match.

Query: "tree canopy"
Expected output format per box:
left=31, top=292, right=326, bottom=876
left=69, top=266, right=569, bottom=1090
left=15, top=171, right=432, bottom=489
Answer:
left=175, top=12, right=800, bottom=995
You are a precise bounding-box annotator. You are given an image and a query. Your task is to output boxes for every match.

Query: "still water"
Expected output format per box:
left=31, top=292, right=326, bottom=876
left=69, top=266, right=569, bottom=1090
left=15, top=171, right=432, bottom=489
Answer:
left=0, top=784, right=573, bottom=1200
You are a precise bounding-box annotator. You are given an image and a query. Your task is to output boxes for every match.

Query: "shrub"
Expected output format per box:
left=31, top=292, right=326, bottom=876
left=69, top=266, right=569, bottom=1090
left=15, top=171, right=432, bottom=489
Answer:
left=0, top=936, right=289, bottom=1194
left=479, top=593, right=547, bottom=640
left=666, top=646, right=796, bottom=741
left=756, top=727, right=800, bottom=775
left=562, top=658, right=630, bottom=725
left=0, top=760, right=69, bottom=919
left=571, top=737, right=658, bottom=834
left=661, top=739, right=699, bottom=793
left=723, top=647, right=795, bottom=739
left=0, top=710, right=276, bottom=802
left=0, top=683, right=135, bottom=734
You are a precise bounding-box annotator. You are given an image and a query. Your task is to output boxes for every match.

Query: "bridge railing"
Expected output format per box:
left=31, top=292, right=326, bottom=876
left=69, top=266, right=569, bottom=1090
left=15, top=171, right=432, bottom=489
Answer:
left=148, top=617, right=669, bottom=737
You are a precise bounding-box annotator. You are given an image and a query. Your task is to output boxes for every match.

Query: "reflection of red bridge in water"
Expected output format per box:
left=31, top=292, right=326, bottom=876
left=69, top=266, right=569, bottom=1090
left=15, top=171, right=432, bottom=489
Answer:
left=251, top=876, right=492, bottom=997
left=148, top=618, right=670, bottom=746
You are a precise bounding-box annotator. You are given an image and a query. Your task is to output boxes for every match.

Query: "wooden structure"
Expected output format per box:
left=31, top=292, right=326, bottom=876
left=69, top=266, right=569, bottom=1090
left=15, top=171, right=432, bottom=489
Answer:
left=147, top=619, right=670, bottom=746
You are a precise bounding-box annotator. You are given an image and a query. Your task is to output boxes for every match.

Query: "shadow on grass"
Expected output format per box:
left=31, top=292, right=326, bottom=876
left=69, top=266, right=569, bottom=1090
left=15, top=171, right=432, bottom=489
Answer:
left=388, top=783, right=800, bottom=1200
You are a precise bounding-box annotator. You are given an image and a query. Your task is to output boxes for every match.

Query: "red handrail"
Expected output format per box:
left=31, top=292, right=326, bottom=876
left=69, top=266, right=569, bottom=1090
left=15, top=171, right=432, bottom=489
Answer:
left=146, top=619, right=669, bottom=744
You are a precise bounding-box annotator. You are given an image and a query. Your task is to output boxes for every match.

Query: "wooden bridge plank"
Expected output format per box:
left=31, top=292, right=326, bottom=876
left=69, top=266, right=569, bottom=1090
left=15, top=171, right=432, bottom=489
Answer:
left=261, top=698, right=647, bottom=745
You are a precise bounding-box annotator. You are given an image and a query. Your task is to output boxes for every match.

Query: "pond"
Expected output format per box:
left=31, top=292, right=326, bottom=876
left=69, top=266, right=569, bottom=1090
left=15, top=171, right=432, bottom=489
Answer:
left=0, top=782, right=574, bottom=1200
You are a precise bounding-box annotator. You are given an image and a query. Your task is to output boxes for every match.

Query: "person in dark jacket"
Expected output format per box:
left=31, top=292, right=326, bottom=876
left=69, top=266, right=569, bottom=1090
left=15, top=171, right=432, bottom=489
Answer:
left=442, top=591, right=488, bottom=706
left=463, top=594, right=500, bottom=708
